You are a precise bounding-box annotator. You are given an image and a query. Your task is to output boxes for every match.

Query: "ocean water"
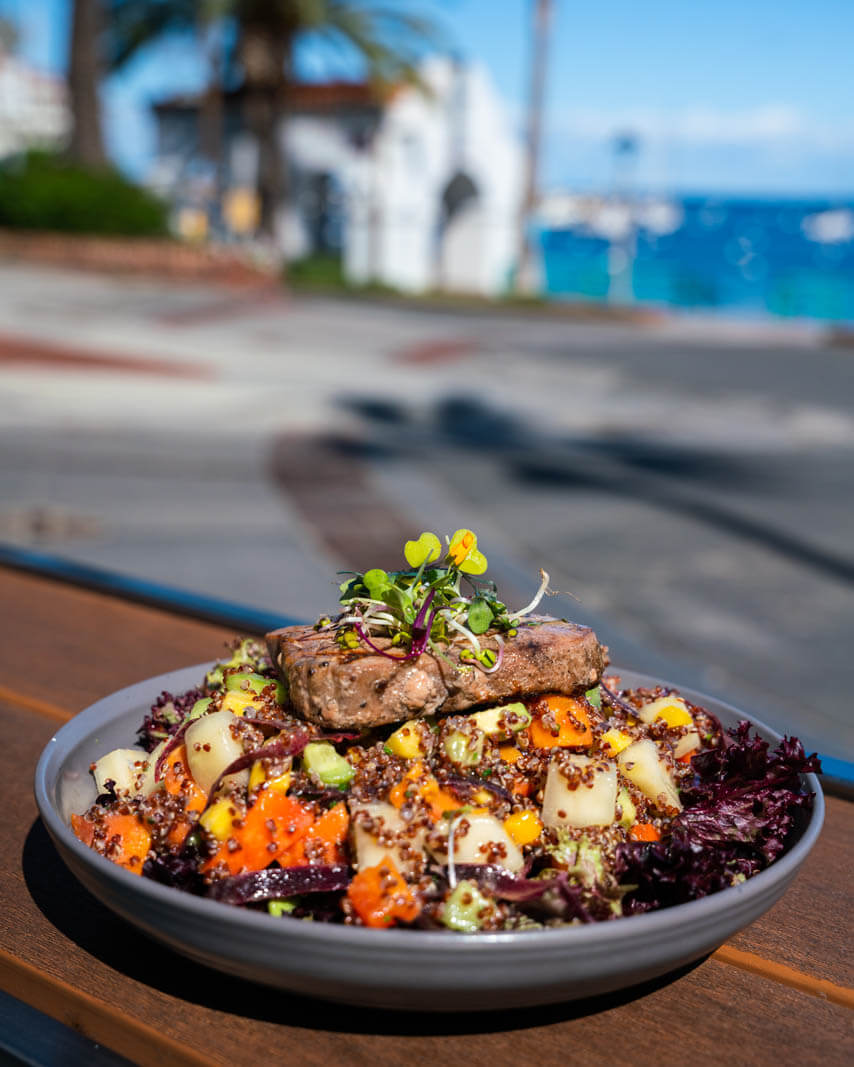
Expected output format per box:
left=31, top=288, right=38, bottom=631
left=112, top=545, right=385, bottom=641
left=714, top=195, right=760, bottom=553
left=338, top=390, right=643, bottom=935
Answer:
left=539, top=197, right=854, bottom=323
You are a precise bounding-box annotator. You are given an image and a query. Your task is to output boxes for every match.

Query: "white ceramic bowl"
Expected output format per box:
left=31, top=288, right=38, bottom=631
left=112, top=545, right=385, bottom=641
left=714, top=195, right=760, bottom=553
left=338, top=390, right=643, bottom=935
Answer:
left=34, top=664, right=824, bottom=1011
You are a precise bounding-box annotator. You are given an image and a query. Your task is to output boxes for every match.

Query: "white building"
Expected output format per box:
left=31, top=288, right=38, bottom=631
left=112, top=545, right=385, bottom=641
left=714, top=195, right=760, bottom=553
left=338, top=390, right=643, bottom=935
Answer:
left=0, top=43, right=68, bottom=159
left=341, top=57, right=523, bottom=296
left=152, top=56, right=524, bottom=297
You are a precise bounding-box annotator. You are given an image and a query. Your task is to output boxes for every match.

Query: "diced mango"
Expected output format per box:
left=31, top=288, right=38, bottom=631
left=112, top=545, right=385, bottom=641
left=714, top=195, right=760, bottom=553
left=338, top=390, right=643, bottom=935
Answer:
left=503, top=809, right=543, bottom=846
left=221, top=689, right=262, bottom=717
left=637, top=696, right=693, bottom=728
left=249, top=760, right=265, bottom=792
left=385, top=721, right=424, bottom=759
left=499, top=745, right=521, bottom=764
left=199, top=797, right=238, bottom=842
left=268, top=770, right=292, bottom=792
left=602, top=728, right=634, bottom=756
left=249, top=758, right=291, bottom=794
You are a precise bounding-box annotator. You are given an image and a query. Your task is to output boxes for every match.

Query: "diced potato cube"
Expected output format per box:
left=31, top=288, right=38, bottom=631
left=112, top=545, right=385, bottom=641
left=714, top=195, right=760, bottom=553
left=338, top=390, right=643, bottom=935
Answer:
left=541, top=755, right=617, bottom=828
left=138, top=739, right=168, bottom=797
left=185, top=710, right=248, bottom=794
left=617, top=739, right=682, bottom=813
left=350, top=801, right=426, bottom=873
left=92, top=748, right=151, bottom=797
left=674, top=731, right=701, bottom=759
left=429, top=812, right=525, bottom=873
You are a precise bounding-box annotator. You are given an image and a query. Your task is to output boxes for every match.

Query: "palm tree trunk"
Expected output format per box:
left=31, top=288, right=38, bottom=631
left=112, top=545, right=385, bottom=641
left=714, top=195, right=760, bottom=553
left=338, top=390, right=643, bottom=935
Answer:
left=238, top=18, right=292, bottom=242
left=68, top=0, right=106, bottom=167
left=246, top=86, right=285, bottom=238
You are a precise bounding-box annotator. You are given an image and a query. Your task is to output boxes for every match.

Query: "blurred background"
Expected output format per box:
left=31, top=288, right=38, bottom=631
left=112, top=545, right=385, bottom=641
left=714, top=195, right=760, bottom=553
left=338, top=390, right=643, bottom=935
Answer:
left=0, top=0, right=851, bottom=765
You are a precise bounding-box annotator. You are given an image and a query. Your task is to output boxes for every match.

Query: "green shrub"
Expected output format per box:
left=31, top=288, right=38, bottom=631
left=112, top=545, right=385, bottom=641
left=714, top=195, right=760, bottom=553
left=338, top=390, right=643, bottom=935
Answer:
left=286, top=252, right=346, bottom=287
left=0, top=151, right=168, bottom=236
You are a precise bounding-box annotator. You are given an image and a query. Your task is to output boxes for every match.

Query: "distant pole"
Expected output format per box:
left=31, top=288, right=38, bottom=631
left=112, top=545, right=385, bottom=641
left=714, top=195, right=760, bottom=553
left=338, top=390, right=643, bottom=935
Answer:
left=515, top=0, right=552, bottom=293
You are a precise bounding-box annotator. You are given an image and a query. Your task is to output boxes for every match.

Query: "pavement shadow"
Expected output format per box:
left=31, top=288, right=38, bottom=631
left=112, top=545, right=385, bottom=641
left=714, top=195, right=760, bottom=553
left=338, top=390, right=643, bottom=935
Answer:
left=23, top=818, right=701, bottom=1037
left=333, top=391, right=854, bottom=585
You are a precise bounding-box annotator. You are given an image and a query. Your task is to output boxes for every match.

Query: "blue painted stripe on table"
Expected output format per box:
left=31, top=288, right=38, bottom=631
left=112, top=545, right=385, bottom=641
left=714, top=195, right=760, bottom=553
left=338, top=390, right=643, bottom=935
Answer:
left=816, top=754, right=854, bottom=795
left=0, top=543, right=303, bottom=634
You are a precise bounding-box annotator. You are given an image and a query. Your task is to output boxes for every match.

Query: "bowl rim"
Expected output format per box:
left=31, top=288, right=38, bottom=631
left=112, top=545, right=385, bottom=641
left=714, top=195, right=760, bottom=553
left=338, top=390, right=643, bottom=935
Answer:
left=34, top=661, right=825, bottom=954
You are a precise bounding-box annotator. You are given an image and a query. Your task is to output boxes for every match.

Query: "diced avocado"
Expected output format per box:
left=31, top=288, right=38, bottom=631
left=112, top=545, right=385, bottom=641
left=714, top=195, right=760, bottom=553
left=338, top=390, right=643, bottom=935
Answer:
left=617, top=787, right=637, bottom=828
left=205, top=637, right=269, bottom=689
left=225, top=671, right=286, bottom=704
left=268, top=900, right=297, bottom=917
left=302, top=742, right=354, bottom=789
left=188, top=697, right=213, bottom=720
left=444, top=730, right=484, bottom=766
left=585, top=686, right=601, bottom=708
left=206, top=664, right=226, bottom=689
left=442, top=880, right=497, bottom=932
left=468, top=702, right=531, bottom=738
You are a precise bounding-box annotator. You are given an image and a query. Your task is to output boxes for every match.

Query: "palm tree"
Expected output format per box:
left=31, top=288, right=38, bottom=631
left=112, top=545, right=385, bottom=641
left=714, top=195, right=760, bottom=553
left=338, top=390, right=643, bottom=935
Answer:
left=233, top=1, right=437, bottom=238
left=90, top=1, right=437, bottom=238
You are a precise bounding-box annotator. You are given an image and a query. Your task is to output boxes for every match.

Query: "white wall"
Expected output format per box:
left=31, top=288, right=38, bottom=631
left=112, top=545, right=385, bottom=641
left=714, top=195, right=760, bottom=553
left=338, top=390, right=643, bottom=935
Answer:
left=0, top=49, right=68, bottom=159
left=342, top=57, right=523, bottom=297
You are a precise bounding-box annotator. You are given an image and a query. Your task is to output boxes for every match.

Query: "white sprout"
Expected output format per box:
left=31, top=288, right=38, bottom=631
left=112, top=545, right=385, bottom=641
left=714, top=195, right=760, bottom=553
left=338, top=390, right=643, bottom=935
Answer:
left=340, top=596, right=398, bottom=610
left=337, top=611, right=403, bottom=631
left=442, top=612, right=482, bottom=653
left=447, top=814, right=464, bottom=890
left=508, top=569, right=550, bottom=621
left=479, top=632, right=504, bottom=674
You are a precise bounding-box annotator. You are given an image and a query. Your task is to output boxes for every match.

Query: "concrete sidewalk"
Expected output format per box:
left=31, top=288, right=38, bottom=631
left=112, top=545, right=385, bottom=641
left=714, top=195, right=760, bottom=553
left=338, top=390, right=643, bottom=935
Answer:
left=1, top=262, right=851, bottom=760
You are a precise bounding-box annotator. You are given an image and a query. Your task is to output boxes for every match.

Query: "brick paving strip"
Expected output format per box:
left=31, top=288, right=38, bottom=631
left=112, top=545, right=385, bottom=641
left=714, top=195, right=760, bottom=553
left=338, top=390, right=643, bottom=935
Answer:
left=0, top=230, right=274, bottom=287
left=392, top=337, right=479, bottom=364
left=155, top=284, right=289, bottom=327
left=0, top=332, right=213, bottom=380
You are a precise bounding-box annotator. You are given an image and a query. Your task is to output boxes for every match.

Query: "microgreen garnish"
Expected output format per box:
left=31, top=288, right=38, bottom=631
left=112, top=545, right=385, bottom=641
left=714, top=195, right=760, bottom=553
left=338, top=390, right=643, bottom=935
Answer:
left=328, top=530, right=551, bottom=671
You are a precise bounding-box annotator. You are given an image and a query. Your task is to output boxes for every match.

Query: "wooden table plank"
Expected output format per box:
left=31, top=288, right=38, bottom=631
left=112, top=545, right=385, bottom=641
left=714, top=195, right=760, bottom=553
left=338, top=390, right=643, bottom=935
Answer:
left=0, top=567, right=238, bottom=718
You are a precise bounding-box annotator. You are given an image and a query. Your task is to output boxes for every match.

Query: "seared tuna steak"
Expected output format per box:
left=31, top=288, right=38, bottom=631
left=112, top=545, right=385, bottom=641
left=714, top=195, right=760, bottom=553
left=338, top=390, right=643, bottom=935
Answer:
left=266, top=616, right=607, bottom=729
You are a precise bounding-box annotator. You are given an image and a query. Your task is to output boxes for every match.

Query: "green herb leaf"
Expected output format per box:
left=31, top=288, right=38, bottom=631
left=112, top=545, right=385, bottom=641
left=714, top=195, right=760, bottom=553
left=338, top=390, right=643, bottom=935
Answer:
left=363, top=568, right=391, bottom=599
left=467, top=598, right=494, bottom=635
left=383, top=585, right=416, bottom=623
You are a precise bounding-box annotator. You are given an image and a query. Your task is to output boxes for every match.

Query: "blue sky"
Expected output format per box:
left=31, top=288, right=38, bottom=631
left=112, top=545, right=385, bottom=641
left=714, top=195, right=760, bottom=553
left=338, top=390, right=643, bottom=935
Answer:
left=3, top=0, right=853, bottom=196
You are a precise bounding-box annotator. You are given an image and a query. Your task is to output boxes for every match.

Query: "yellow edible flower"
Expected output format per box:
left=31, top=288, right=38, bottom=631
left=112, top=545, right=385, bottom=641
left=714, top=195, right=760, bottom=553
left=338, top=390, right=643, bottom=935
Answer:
left=447, top=528, right=488, bottom=575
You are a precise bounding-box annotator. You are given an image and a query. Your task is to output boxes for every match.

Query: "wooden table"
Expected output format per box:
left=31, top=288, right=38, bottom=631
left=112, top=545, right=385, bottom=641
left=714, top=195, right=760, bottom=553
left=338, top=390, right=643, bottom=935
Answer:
left=1, top=566, right=852, bottom=1066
